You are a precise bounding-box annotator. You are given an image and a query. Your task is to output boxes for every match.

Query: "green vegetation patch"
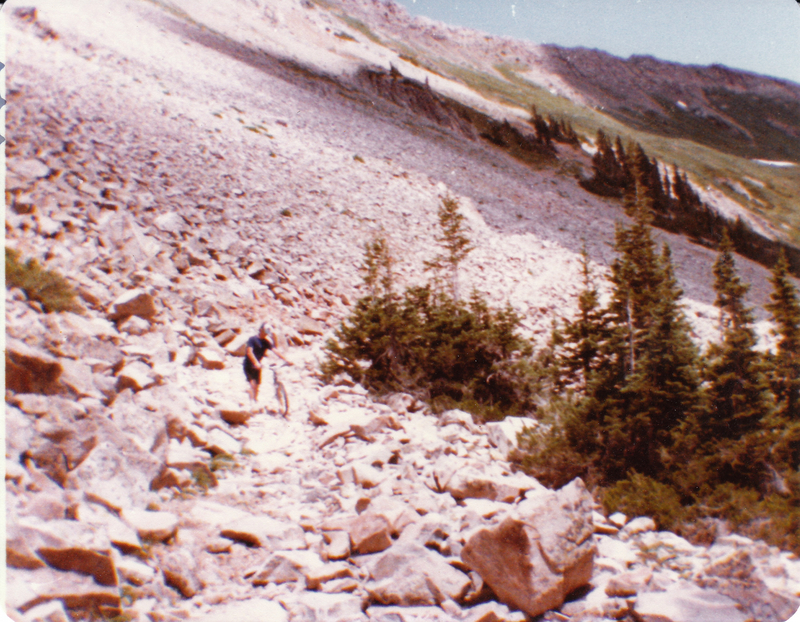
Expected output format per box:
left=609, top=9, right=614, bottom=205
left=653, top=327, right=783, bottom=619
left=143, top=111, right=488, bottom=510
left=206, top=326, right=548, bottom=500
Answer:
left=6, top=248, right=81, bottom=313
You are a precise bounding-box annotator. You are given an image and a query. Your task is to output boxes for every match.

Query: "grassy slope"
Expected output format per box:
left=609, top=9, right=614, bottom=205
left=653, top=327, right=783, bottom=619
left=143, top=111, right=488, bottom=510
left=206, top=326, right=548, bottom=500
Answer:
left=333, top=16, right=800, bottom=245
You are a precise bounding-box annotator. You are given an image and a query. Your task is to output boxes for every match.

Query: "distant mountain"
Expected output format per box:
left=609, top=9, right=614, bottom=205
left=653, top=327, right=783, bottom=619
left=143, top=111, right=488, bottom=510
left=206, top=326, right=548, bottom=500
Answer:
left=540, top=45, right=800, bottom=163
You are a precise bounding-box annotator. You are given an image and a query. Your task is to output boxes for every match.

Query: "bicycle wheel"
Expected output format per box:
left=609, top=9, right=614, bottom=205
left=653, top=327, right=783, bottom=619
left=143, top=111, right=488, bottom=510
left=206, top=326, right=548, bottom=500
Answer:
left=274, top=376, right=289, bottom=417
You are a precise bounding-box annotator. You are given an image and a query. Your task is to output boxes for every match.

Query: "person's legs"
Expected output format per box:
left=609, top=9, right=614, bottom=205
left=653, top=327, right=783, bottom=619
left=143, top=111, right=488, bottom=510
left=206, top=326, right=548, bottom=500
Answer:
left=245, top=365, right=261, bottom=404
left=248, top=378, right=259, bottom=403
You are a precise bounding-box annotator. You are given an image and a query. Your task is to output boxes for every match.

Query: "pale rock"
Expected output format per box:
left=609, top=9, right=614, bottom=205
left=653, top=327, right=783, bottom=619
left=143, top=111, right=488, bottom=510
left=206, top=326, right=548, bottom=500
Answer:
left=348, top=512, right=393, bottom=555
left=213, top=328, right=237, bottom=346
left=12, top=158, right=51, bottom=179
left=445, top=467, right=522, bottom=503
left=365, top=542, right=472, bottom=606
left=206, top=428, right=242, bottom=455
left=363, top=496, right=419, bottom=536
left=366, top=605, right=459, bottom=621
left=461, top=479, right=595, bottom=618
left=595, top=535, right=639, bottom=567
left=484, top=417, right=536, bottom=457
left=221, top=515, right=306, bottom=549
left=216, top=400, right=252, bottom=425
left=195, top=598, right=289, bottom=622
left=634, top=581, right=752, bottom=622
left=462, top=498, right=506, bottom=519
left=69, top=436, right=164, bottom=512
left=608, top=512, right=627, bottom=528
left=157, top=547, right=202, bottom=598
left=188, top=500, right=251, bottom=527
left=186, top=424, right=209, bottom=447
left=297, top=316, right=326, bottom=336
left=55, top=359, right=102, bottom=401
left=7, top=566, right=122, bottom=616
left=22, top=600, right=70, bottom=622
left=118, top=315, right=152, bottom=335
left=462, top=601, right=527, bottom=622
left=36, top=214, right=64, bottom=237
left=112, top=389, right=166, bottom=453
left=605, top=567, right=653, bottom=597
left=25, top=418, right=98, bottom=486
left=621, top=516, right=657, bottom=537
left=75, top=502, right=141, bottom=553
left=251, top=550, right=355, bottom=588
left=324, top=530, right=351, bottom=560
left=6, top=459, right=29, bottom=485
left=593, top=511, right=619, bottom=535
left=438, top=409, right=476, bottom=432
left=352, top=462, right=386, bottom=489
left=8, top=519, right=118, bottom=586
left=164, top=438, right=217, bottom=486
left=197, top=347, right=226, bottom=370
left=123, top=509, right=179, bottom=542
left=107, top=288, right=157, bottom=321
left=6, top=337, right=63, bottom=394
left=282, top=591, right=367, bottom=622
left=384, top=392, right=421, bottom=414
left=225, top=333, right=251, bottom=357
left=153, top=212, right=187, bottom=235
left=115, top=556, right=157, bottom=586
left=116, top=360, right=157, bottom=392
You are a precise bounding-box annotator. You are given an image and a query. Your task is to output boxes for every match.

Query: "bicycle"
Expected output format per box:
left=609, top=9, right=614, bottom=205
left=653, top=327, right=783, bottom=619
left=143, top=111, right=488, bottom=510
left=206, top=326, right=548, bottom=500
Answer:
left=271, top=363, right=289, bottom=418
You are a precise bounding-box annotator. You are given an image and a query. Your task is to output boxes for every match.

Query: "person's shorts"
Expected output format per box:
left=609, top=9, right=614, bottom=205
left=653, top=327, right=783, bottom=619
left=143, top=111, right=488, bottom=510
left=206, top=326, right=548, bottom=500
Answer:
left=244, top=362, right=261, bottom=384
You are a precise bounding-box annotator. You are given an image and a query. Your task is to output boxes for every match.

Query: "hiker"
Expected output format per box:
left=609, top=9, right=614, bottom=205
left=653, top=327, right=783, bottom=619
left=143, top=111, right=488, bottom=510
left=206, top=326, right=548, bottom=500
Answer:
left=244, top=322, right=291, bottom=404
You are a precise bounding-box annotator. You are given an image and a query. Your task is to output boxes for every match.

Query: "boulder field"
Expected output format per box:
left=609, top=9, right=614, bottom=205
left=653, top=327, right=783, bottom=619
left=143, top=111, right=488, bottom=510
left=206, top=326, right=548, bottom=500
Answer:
left=4, top=1, right=799, bottom=621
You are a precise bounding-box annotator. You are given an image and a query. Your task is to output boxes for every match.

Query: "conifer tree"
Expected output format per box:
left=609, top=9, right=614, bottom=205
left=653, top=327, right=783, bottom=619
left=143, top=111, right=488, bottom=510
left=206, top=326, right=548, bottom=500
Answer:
left=766, top=249, right=800, bottom=421
left=558, top=200, right=703, bottom=480
left=424, top=196, right=474, bottom=301
left=553, top=246, right=610, bottom=391
left=703, top=230, right=773, bottom=485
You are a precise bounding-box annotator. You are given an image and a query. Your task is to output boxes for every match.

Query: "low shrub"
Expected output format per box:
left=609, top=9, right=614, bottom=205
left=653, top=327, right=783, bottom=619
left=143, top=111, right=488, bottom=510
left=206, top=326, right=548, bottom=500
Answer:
left=6, top=247, right=81, bottom=313
left=601, top=472, right=685, bottom=531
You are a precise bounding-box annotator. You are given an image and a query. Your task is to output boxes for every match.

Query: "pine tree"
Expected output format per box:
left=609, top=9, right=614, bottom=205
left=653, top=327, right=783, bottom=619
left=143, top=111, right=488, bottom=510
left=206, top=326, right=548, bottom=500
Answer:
left=765, top=249, right=800, bottom=472
left=703, top=230, right=774, bottom=485
left=557, top=201, right=702, bottom=480
left=424, top=196, right=474, bottom=301
left=553, top=246, right=611, bottom=391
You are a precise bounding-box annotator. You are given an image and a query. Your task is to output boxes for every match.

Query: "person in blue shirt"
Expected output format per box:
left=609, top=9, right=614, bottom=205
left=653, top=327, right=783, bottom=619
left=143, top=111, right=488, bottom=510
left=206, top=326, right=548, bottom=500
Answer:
left=244, top=322, right=291, bottom=404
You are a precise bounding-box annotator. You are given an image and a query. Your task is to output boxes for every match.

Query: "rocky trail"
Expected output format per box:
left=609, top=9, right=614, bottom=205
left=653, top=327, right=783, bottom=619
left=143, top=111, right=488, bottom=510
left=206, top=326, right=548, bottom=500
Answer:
left=4, top=1, right=799, bottom=621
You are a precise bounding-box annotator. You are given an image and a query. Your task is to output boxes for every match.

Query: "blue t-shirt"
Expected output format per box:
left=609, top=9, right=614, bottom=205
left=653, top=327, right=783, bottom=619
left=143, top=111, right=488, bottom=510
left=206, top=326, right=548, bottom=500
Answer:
left=244, top=335, right=273, bottom=369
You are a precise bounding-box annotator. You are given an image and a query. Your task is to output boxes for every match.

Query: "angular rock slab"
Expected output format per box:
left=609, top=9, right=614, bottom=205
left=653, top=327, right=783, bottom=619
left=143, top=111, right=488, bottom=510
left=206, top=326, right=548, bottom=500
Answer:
left=461, top=478, right=595, bottom=618
left=6, top=338, right=63, bottom=395
left=8, top=519, right=117, bottom=586
left=281, top=592, right=366, bottom=622
left=194, top=598, right=288, bottom=622
left=366, top=543, right=472, bottom=606
left=107, top=289, right=157, bottom=321
left=221, top=515, right=305, bottom=549
left=634, top=582, right=753, bottom=622
left=7, top=566, right=121, bottom=616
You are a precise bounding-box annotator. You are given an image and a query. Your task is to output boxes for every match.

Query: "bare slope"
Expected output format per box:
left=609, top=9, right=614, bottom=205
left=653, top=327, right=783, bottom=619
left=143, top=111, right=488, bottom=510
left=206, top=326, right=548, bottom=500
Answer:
left=6, top=2, right=800, bottom=622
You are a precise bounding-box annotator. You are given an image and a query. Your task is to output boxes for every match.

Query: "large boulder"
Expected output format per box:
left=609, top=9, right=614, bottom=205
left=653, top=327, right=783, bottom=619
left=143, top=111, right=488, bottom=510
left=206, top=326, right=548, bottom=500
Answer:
left=365, top=542, right=472, bottom=606
left=106, top=289, right=157, bottom=321
left=7, top=519, right=117, bottom=586
left=67, top=419, right=164, bottom=512
left=485, top=417, right=536, bottom=456
left=461, top=479, right=595, bottom=618
left=6, top=338, right=63, bottom=394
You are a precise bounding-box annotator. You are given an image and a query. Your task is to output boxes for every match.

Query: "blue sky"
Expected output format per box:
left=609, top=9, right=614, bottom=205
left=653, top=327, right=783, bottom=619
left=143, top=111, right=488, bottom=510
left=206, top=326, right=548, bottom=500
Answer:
left=394, top=0, right=800, bottom=84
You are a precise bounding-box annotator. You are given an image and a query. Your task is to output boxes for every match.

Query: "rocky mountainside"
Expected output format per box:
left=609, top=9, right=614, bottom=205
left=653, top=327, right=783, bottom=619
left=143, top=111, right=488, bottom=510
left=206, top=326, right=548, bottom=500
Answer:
left=4, top=1, right=800, bottom=621
left=539, top=46, right=800, bottom=164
